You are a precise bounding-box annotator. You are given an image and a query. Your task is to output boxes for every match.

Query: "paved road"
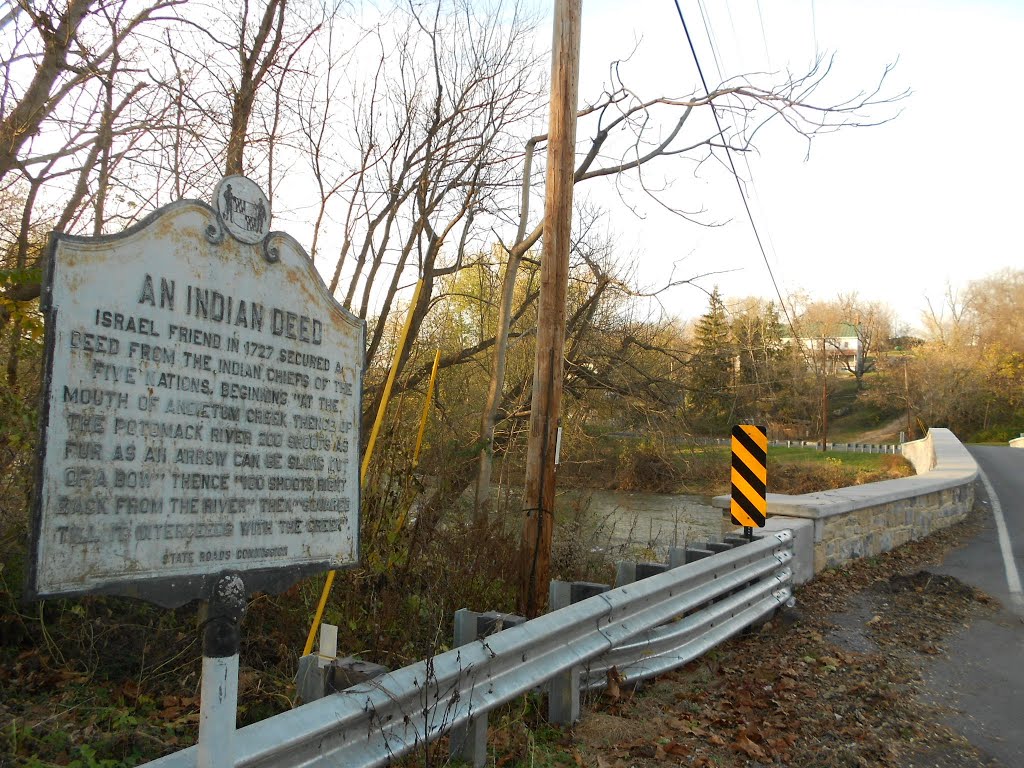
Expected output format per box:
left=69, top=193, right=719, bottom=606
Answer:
left=923, top=445, right=1024, bottom=766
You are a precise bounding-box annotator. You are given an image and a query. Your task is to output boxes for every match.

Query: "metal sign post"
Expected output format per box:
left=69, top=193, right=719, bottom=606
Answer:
left=198, top=574, right=247, bottom=768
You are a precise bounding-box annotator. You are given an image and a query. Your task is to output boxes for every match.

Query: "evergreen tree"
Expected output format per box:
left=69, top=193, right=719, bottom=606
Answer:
left=688, top=287, right=734, bottom=430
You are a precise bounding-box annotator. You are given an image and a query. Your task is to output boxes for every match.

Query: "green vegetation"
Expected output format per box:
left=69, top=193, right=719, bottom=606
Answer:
left=825, top=378, right=902, bottom=441
left=768, top=449, right=913, bottom=495
left=771, top=445, right=902, bottom=467
left=556, top=436, right=912, bottom=497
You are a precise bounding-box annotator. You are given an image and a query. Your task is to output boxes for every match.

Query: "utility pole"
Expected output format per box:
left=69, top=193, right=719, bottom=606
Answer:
left=820, top=337, right=829, bottom=451
left=519, top=0, right=582, bottom=618
left=821, top=374, right=829, bottom=451
left=904, top=357, right=912, bottom=440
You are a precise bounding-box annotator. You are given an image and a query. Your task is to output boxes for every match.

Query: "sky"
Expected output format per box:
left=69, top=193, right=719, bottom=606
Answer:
left=559, top=0, right=1024, bottom=332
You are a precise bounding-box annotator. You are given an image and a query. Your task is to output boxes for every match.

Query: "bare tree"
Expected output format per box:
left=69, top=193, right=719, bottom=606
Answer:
left=284, top=1, right=546, bottom=437
left=467, top=55, right=905, bottom=518
left=922, top=283, right=975, bottom=348
left=0, top=0, right=185, bottom=326
left=835, top=293, right=894, bottom=388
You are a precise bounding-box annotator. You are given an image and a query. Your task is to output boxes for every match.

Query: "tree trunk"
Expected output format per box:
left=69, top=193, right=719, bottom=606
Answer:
left=473, top=138, right=540, bottom=523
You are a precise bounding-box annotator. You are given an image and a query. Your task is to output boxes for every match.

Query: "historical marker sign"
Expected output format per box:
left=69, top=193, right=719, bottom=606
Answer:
left=28, top=178, right=364, bottom=605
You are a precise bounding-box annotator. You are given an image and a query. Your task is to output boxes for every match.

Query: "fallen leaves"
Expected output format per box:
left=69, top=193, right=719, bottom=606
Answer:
left=563, top=503, right=997, bottom=768
left=730, top=733, right=768, bottom=761
left=605, top=665, right=624, bottom=702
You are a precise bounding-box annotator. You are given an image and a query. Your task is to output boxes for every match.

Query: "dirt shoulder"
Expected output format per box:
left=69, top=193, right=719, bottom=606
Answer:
left=528, top=499, right=1002, bottom=768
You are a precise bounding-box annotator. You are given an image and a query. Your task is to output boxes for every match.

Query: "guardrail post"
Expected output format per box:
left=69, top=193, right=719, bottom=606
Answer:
left=668, top=547, right=686, bottom=569
left=450, top=609, right=488, bottom=767
left=689, top=547, right=715, bottom=561
left=568, top=582, right=609, bottom=602
left=450, top=610, right=527, bottom=766
left=548, top=582, right=581, bottom=725
left=295, top=624, right=389, bottom=704
left=547, top=582, right=607, bottom=725
left=615, top=561, right=635, bottom=586
left=615, top=561, right=668, bottom=586
left=549, top=662, right=581, bottom=726
left=724, top=534, right=761, bottom=547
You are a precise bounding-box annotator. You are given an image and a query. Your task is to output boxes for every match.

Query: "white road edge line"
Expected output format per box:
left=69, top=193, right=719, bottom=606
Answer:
left=977, top=466, right=1024, bottom=612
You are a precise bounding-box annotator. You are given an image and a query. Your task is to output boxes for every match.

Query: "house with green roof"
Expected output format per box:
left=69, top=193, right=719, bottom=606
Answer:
left=781, top=322, right=863, bottom=375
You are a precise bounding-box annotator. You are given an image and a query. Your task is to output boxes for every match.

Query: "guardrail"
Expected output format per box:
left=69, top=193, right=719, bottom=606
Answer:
left=147, top=531, right=794, bottom=768
left=696, top=437, right=899, bottom=454
left=608, top=434, right=900, bottom=454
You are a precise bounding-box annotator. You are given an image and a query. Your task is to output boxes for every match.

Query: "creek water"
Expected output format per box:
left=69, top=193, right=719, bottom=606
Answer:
left=551, top=488, right=723, bottom=558
left=447, top=481, right=725, bottom=559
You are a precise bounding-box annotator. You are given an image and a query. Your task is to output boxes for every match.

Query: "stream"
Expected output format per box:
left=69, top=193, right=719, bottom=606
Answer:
left=554, top=488, right=724, bottom=557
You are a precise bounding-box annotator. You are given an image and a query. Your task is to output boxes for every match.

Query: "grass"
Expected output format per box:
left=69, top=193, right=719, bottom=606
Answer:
left=768, top=450, right=913, bottom=495
left=769, top=445, right=901, bottom=468
left=556, top=436, right=912, bottom=497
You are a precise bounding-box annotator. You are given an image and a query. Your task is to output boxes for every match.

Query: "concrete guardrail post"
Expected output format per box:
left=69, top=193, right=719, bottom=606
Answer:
left=669, top=545, right=714, bottom=565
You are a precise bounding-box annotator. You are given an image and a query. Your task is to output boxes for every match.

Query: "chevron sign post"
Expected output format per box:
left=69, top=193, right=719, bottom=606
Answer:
left=730, top=425, right=768, bottom=538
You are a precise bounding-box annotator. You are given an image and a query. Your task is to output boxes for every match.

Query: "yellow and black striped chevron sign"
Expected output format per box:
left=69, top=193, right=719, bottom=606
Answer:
left=731, top=424, right=767, bottom=527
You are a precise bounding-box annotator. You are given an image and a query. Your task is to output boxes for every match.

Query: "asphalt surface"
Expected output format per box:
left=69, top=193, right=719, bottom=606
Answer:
left=922, top=445, right=1024, bottom=767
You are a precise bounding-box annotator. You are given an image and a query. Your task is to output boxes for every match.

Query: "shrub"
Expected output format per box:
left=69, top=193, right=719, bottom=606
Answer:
left=614, top=440, right=679, bottom=492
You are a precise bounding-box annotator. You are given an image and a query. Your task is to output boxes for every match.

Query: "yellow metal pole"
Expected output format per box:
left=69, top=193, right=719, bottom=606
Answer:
left=383, top=349, right=443, bottom=551
left=302, top=279, right=425, bottom=657
left=302, top=571, right=336, bottom=657
left=361, top=278, right=425, bottom=484
left=412, top=349, right=442, bottom=469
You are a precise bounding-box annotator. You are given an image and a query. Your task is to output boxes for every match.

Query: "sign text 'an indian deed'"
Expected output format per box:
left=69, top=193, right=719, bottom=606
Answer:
left=33, top=180, right=363, bottom=599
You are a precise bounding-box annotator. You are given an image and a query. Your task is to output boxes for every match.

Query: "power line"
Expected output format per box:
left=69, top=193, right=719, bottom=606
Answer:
left=695, top=0, right=724, bottom=83
left=755, top=0, right=772, bottom=67
left=811, top=0, right=819, bottom=56
left=670, top=0, right=797, bottom=337
left=695, top=0, right=785, bottom=320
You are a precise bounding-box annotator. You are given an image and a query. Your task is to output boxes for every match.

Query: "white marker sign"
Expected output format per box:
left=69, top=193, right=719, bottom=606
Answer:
left=29, top=179, right=363, bottom=605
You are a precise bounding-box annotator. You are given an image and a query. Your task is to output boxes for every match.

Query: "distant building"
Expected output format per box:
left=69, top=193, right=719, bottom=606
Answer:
left=782, top=322, right=863, bottom=375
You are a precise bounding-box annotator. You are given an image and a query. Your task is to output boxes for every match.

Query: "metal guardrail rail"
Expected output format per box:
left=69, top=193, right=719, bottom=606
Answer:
left=697, top=437, right=899, bottom=454
left=147, top=530, right=794, bottom=768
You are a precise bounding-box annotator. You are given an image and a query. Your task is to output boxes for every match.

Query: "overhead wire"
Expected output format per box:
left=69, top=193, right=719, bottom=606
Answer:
left=755, top=0, right=772, bottom=67
left=670, top=0, right=798, bottom=337
left=695, top=0, right=724, bottom=85
left=706, top=0, right=786, bottom=314
left=811, top=0, right=819, bottom=55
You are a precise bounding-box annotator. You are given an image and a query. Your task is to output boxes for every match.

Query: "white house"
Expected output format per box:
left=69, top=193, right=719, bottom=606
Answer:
left=782, top=322, right=863, bottom=375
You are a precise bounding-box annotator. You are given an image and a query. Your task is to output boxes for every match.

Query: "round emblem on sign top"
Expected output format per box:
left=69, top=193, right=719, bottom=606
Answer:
left=214, top=175, right=271, bottom=245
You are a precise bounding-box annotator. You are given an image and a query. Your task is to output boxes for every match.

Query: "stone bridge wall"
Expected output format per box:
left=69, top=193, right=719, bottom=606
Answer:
left=714, top=429, right=977, bottom=583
